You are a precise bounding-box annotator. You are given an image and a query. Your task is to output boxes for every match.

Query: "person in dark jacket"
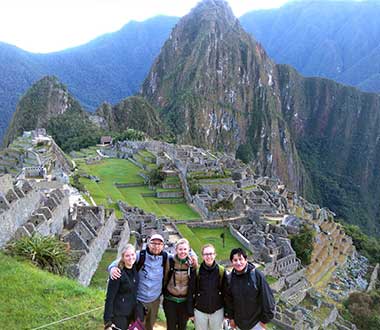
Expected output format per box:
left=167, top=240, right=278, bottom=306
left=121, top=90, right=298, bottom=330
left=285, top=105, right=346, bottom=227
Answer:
left=225, top=248, right=275, bottom=330
left=163, top=238, right=196, bottom=330
left=193, top=244, right=227, bottom=330
left=104, top=244, right=142, bottom=330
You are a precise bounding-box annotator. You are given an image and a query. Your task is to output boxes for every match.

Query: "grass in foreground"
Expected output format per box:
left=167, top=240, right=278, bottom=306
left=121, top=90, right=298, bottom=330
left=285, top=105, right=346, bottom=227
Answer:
left=0, top=252, right=104, bottom=329
left=177, top=225, right=250, bottom=261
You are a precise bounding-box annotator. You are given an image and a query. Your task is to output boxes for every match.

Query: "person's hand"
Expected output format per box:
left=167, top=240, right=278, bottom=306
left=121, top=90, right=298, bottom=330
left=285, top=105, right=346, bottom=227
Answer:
left=110, top=267, right=121, bottom=280
left=104, top=322, right=115, bottom=330
left=189, top=316, right=194, bottom=322
left=190, top=254, right=198, bottom=268
left=229, top=319, right=236, bottom=329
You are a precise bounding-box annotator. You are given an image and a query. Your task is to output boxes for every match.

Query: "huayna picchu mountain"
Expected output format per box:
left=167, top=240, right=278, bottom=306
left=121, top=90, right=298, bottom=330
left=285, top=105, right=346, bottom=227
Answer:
left=141, top=0, right=308, bottom=195
left=141, top=0, right=380, bottom=235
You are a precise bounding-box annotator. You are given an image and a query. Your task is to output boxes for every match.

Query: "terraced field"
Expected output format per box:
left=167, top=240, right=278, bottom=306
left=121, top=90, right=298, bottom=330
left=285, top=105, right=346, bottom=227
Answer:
left=75, top=157, right=200, bottom=221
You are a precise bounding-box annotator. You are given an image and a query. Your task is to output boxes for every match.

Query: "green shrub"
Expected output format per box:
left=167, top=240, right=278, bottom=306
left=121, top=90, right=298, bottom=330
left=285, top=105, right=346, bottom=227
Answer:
left=290, top=224, right=315, bottom=265
left=209, top=199, right=234, bottom=212
left=147, top=167, right=165, bottom=186
left=342, top=223, right=380, bottom=264
left=236, top=144, right=253, bottom=164
left=6, top=234, right=71, bottom=275
left=343, top=290, right=380, bottom=330
left=71, top=173, right=86, bottom=192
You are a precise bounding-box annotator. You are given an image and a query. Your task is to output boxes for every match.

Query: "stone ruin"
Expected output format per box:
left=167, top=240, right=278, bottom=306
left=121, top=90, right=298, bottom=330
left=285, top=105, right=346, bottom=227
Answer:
left=118, top=201, right=182, bottom=252
left=0, top=175, right=41, bottom=248
left=13, top=188, right=69, bottom=240
left=63, top=206, right=117, bottom=286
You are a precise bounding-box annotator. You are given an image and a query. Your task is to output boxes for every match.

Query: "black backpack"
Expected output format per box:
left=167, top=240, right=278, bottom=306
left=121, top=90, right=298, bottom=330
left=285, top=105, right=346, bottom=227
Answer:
left=136, top=249, right=169, bottom=292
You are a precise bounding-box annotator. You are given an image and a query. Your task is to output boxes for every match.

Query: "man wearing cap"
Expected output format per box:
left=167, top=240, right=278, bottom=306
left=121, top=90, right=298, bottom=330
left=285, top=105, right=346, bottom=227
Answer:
left=109, top=233, right=167, bottom=330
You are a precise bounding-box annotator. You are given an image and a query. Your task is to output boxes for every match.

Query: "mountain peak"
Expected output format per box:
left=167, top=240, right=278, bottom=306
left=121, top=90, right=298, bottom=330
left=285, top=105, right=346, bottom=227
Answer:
left=189, top=0, right=236, bottom=25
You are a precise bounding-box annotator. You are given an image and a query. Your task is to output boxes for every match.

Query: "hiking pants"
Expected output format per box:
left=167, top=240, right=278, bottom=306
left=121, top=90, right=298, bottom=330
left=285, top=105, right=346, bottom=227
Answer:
left=163, top=298, right=189, bottom=330
left=194, top=308, right=224, bottom=330
left=140, top=297, right=161, bottom=330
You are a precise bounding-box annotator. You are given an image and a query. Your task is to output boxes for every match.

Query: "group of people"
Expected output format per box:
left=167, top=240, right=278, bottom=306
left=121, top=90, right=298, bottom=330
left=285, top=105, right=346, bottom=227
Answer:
left=103, top=233, right=275, bottom=330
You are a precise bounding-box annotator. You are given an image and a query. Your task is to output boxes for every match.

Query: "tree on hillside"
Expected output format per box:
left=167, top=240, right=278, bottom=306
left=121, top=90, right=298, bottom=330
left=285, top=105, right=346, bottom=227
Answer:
left=290, top=224, right=315, bottom=265
left=236, top=144, right=253, bottom=164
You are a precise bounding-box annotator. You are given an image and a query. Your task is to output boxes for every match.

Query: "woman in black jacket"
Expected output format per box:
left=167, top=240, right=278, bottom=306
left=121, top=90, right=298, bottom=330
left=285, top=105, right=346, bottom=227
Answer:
left=104, top=244, right=141, bottom=330
left=193, top=244, right=227, bottom=330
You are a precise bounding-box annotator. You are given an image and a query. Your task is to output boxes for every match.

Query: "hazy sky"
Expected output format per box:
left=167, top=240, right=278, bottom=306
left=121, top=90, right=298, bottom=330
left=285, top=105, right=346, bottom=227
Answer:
left=0, top=0, right=291, bottom=53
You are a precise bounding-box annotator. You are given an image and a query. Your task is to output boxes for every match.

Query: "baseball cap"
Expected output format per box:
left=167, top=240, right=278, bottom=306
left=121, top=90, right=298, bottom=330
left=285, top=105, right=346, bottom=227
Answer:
left=150, top=233, right=164, bottom=242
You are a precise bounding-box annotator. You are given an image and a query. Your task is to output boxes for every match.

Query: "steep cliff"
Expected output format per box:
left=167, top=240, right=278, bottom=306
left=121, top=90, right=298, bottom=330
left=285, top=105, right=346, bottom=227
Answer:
left=277, top=65, right=380, bottom=235
left=141, top=0, right=307, bottom=192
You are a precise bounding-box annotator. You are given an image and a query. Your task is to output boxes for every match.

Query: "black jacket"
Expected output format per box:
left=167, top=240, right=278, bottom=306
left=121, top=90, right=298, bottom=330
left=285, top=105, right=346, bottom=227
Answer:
left=194, top=262, right=227, bottom=314
left=104, top=265, right=139, bottom=324
left=225, top=263, right=275, bottom=330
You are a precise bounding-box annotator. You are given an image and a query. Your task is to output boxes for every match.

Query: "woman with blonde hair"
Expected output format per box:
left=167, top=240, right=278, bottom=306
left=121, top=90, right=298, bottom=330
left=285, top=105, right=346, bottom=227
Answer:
left=163, top=238, right=196, bottom=330
left=104, top=244, right=142, bottom=330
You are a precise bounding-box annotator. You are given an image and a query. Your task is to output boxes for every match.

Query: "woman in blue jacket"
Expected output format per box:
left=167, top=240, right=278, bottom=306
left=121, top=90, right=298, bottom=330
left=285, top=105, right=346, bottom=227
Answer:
left=104, top=244, right=142, bottom=330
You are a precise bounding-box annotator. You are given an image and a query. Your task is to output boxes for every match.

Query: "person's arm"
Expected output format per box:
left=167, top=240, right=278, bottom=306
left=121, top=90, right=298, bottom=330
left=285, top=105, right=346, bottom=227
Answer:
left=224, top=272, right=234, bottom=320
left=189, top=249, right=198, bottom=268
left=103, top=276, right=121, bottom=327
left=257, top=271, right=275, bottom=323
left=186, top=266, right=197, bottom=317
left=107, top=259, right=121, bottom=280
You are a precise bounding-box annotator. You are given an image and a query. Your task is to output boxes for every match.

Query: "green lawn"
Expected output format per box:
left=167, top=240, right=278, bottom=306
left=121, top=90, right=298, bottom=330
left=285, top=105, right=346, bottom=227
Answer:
left=0, top=253, right=104, bottom=329
left=76, top=158, right=200, bottom=221
left=119, top=186, right=200, bottom=220
left=177, top=225, right=250, bottom=261
left=90, top=250, right=118, bottom=290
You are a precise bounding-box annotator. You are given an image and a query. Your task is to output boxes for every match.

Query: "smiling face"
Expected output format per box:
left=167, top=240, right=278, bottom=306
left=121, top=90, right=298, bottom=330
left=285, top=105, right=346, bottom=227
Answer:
left=231, top=253, right=248, bottom=272
left=122, top=247, right=136, bottom=269
left=176, top=242, right=190, bottom=260
left=202, top=246, right=216, bottom=267
left=148, top=239, right=164, bottom=255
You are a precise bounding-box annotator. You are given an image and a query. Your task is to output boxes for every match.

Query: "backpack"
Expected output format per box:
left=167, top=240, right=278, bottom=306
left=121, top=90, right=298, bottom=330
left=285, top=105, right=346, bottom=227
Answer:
left=136, top=249, right=168, bottom=292
left=135, top=249, right=168, bottom=272
left=196, top=264, right=225, bottom=292
left=226, top=268, right=258, bottom=290
left=164, top=255, right=194, bottom=289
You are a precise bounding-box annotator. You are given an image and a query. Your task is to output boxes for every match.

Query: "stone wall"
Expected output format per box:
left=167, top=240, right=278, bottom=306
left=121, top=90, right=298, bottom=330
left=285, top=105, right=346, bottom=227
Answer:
left=0, top=174, right=13, bottom=194
left=367, top=263, right=379, bottom=292
left=0, top=184, right=41, bottom=248
left=66, top=209, right=117, bottom=286
left=156, top=191, right=184, bottom=198
left=117, top=220, right=131, bottom=256
left=229, top=224, right=255, bottom=254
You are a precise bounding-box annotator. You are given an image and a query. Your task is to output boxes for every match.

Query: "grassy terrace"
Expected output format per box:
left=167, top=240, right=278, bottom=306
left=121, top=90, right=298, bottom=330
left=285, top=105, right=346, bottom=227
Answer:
left=75, top=158, right=200, bottom=221
left=177, top=225, right=250, bottom=261
left=0, top=253, right=104, bottom=329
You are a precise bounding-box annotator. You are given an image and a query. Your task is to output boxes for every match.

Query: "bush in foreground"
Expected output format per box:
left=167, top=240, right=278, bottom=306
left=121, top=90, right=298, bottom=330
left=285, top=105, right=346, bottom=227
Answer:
left=6, top=234, right=71, bottom=275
